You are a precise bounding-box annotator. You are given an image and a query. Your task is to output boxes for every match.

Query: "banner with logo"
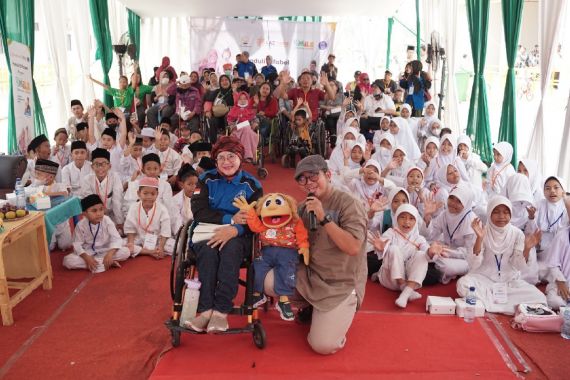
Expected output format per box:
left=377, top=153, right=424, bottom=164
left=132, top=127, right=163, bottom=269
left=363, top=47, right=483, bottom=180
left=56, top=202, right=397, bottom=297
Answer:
left=190, top=18, right=336, bottom=78
left=8, top=40, right=35, bottom=155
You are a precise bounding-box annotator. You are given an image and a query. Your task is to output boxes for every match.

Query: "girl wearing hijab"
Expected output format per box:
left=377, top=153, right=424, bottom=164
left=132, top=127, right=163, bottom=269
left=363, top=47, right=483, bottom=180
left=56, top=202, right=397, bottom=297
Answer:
left=381, top=146, right=413, bottom=187
left=371, top=132, right=395, bottom=169
left=517, top=158, right=544, bottom=204
left=336, top=109, right=358, bottom=139
left=204, top=74, right=234, bottom=143
left=425, top=134, right=469, bottom=185
left=424, top=183, right=476, bottom=284
left=389, top=117, right=421, bottom=161
left=457, top=134, right=487, bottom=191
left=502, top=174, right=540, bottom=284
left=353, top=72, right=372, bottom=102
left=227, top=92, right=258, bottom=161
left=369, top=204, right=442, bottom=308
left=400, top=103, right=418, bottom=140
left=544, top=225, right=570, bottom=310
left=404, top=166, right=430, bottom=216
left=417, top=136, right=439, bottom=171
left=536, top=176, right=570, bottom=281
left=486, top=142, right=516, bottom=195
left=332, top=140, right=366, bottom=191
left=328, top=125, right=365, bottom=177
left=457, top=196, right=546, bottom=315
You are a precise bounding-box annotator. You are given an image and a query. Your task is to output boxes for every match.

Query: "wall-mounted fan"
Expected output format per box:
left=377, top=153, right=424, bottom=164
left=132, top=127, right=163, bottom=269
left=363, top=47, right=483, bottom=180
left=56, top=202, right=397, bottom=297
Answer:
left=113, top=32, right=137, bottom=76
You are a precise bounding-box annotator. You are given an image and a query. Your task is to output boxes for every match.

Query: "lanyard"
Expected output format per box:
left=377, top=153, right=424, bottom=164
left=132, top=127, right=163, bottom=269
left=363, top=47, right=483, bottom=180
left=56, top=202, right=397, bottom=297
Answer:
left=160, top=148, right=171, bottom=171
left=138, top=203, right=157, bottom=233
left=56, top=148, right=66, bottom=165
left=394, top=228, right=421, bottom=250
left=95, top=177, right=110, bottom=208
left=89, top=222, right=101, bottom=253
left=546, top=211, right=564, bottom=232
left=491, top=164, right=511, bottom=189
left=135, top=157, right=142, bottom=171
left=494, top=254, right=503, bottom=277
left=445, top=210, right=472, bottom=242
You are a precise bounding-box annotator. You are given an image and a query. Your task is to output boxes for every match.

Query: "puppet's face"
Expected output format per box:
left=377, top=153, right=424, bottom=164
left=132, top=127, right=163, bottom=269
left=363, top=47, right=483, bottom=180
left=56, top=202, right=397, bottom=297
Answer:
left=258, top=193, right=294, bottom=229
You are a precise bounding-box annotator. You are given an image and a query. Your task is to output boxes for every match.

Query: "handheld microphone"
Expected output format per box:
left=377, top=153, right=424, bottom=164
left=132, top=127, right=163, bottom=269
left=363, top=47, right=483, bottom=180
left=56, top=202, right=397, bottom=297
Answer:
left=308, top=192, right=317, bottom=231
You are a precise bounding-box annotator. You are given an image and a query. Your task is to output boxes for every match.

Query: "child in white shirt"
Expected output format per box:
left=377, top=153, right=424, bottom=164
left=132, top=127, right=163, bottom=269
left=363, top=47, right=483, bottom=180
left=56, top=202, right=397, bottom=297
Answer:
left=486, top=142, right=516, bottom=196
left=63, top=194, right=130, bottom=272
left=61, top=141, right=93, bottom=197
left=173, top=164, right=199, bottom=233
left=50, top=128, right=71, bottom=182
left=124, top=177, right=172, bottom=258
left=120, top=134, right=144, bottom=186
left=155, top=127, right=182, bottom=185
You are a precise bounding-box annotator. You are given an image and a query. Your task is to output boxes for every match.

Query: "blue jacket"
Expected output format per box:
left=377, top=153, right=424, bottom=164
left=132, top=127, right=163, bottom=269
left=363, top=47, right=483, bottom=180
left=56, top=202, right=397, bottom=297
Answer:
left=261, top=65, right=277, bottom=79
left=191, top=169, right=263, bottom=236
left=400, top=76, right=426, bottom=112
left=237, top=61, right=258, bottom=78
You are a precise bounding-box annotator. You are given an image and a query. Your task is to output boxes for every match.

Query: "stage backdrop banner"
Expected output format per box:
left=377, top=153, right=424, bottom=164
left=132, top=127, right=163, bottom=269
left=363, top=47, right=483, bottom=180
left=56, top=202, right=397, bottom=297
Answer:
left=8, top=40, right=35, bottom=154
left=190, top=18, right=336, bottom=78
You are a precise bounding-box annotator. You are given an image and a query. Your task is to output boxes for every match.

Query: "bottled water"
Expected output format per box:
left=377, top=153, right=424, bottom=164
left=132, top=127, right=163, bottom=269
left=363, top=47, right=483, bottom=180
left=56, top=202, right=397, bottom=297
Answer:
left=561, top=306, right=570, bottom=340
left=464, top=286, right=477, bottom=323
left=15, top=178, right=26, bottom=209
left=180, top=279, right=201, bottom=326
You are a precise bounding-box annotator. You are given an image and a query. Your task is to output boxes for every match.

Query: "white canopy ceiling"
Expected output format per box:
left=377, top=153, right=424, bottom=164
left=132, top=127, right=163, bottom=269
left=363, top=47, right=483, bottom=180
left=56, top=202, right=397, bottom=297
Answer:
left=118, top=0, right=401, bottom=18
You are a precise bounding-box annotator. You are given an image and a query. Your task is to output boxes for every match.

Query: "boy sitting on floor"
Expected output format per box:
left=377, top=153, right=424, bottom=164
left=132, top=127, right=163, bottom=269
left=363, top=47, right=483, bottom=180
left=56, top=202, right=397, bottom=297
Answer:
left=124, top=177, right=172, bottom=259
left=63, top=194, right=130, bottom=272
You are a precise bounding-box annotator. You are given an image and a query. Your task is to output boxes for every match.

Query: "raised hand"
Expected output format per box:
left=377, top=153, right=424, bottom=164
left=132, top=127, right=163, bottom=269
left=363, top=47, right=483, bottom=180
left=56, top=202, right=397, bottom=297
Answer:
left=370, top=196, right=389, bottom=212
left=368, top=231, right=389, bottom=252
left=526, top=205, right=537, bottom=220
left=279, top=71, right=291, bottom=85
left=154, top=126, right=162, bottom=141
left=524, top=229, right=542, bottom=251
left=319, top=71, right=329, bottom=86
left=296, top=97, right=304, bottom=107
left=232, top=196, right=257, bottom=212
left=471, top=218, right=485, bottom=239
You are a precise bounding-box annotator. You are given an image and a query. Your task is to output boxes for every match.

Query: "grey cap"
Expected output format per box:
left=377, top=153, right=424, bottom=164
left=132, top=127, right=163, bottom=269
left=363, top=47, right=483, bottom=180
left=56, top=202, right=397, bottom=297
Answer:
left=294, top=155, right=328, bottom=179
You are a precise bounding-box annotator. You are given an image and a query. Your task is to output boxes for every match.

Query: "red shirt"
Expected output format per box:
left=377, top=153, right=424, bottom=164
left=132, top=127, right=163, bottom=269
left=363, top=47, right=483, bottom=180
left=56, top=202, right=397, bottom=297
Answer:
left=250, top=96, right=278, bottom=118
left=287, top=88, right=325, bottom=122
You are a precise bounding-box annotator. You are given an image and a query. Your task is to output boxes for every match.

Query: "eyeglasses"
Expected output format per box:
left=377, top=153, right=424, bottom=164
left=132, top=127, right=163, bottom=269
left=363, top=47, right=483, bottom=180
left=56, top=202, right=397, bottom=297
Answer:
left=92, top=162, right=109, bottom=168
left=216, top=153, right=239, bottom=163
left=296, top=172, right=320, bottom=185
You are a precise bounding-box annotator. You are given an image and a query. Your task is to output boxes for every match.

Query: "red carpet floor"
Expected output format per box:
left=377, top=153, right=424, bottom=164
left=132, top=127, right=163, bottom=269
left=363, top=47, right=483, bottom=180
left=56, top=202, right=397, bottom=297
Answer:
left=1, top=161, right=568, bottom=379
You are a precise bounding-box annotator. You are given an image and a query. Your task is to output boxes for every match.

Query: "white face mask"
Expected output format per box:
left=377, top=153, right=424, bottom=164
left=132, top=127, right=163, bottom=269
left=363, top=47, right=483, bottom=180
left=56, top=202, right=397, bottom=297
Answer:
left=238, top=102, right=248, bottom=108
left=160, top=78, right=169, bottom=85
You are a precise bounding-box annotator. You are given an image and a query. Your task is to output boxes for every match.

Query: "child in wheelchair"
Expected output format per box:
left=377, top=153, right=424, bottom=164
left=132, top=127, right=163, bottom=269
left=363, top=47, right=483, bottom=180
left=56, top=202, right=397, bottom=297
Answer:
left=284, top=108, right=312, bottom=168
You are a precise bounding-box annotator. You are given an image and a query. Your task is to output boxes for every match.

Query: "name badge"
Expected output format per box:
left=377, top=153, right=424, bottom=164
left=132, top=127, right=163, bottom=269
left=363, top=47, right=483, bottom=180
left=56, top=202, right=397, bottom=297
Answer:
left=331, top=106, right=342, bottom=114
left=143, top=233, right=158, bottom=251
left=164, top=237, right=175, bottom=254
left=160, top=172, right=168, bottom=181
left=492, top=282, right=508, bottom=304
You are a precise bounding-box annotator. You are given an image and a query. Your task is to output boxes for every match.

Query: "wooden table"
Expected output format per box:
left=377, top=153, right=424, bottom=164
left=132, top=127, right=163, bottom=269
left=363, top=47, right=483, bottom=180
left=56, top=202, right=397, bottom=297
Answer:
left=0, top=212, right=52, bottom=326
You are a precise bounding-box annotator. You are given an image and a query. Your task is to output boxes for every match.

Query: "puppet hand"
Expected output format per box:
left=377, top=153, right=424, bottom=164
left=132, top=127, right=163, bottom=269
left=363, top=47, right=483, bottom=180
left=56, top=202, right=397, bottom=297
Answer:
left=299, top=247, right=310, bottom=266
left=232, top=196, right=256, bottom=212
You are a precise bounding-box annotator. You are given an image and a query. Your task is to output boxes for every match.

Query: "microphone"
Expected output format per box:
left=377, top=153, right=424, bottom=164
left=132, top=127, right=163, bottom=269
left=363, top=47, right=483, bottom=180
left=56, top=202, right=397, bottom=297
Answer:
left=308, top=192, right=317, bottom=231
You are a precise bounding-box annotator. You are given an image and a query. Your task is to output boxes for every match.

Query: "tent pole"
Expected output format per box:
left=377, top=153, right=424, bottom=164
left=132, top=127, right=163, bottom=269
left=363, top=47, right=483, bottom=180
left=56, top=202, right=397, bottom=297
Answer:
left=416, top=0, right=421, bottom=60
left=386, top=17, right=394, bottom=70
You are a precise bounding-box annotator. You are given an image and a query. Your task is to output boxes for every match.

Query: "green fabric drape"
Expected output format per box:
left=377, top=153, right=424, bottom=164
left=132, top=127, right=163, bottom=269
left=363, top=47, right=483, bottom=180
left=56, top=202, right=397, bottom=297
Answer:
left=89, top=0, right=114, bottom=107
left=498, top=0, right=524, bottom=166
left=127, top=9, right=140, bottom=61
left=386, top=17, right=394, bottom=70
left=465, top=0, right=493, bottom=163
left=0, top=0, right=47, bottom=154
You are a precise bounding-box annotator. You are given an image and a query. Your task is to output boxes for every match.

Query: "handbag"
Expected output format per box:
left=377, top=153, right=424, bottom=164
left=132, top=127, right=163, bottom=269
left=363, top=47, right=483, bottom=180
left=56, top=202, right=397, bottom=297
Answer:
left=510, top=304, right=563, bottom=333
left=191, top=223, right=225, bottom=243
left=212, top=104, right=229, bottom=117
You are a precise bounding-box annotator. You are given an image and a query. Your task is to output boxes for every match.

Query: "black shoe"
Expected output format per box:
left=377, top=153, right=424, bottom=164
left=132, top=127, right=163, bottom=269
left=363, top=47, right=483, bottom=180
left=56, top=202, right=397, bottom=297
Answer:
left=296, top=305, right=313, bottom=324
left=252, top=294, right=267, bottom=308
left=276, top=301, right=295, bottom=321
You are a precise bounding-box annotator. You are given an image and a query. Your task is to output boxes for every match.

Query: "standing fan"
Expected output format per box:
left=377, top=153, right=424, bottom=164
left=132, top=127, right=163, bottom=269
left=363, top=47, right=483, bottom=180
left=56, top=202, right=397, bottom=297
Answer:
left=113, top=32, right=138, bottom=76
left=426, top=31, right=446, bottom=119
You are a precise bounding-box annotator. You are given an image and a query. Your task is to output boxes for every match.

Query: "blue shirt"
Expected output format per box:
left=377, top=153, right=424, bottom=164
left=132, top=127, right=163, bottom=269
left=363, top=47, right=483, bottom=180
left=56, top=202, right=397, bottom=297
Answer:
left=261, top=65, right=277, bottom=79
left=237, top=61, right=257, bottom=78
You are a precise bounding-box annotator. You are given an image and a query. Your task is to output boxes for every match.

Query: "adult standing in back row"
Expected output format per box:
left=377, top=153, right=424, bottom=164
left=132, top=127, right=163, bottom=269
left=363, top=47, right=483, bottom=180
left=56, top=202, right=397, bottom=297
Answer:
left=274, top=71, right=336, bottom=123
left=236, top=51, right=258, bottom=79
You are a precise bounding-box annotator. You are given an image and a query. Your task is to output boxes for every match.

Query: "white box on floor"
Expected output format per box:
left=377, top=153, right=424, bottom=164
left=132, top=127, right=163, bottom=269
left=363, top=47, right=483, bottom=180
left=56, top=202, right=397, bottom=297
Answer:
left=455, top=298, right=486, bottom=318
left=426, top=296, right=456, bottom=315
left=33, top=196, right=51, bottom=210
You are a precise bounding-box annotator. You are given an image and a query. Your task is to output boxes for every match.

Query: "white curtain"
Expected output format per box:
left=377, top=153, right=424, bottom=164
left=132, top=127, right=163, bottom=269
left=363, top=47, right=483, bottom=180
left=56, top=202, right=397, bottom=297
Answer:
left=139, top=17, right=192, bottom=82
left=421, top=0, right=460, bottom=134
left=557, top=90, right=570, bottom=188
left=39, top=0, right=71, bottom=129
left=526, top=0, right=566, bottom=171
left=67, top=0, right=96, bottom=105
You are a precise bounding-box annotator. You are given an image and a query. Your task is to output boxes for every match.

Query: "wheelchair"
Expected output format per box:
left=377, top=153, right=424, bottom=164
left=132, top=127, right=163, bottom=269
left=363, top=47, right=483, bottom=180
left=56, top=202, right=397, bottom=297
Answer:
left=310, top=114, right=328, bottom=159
left=165, top=220, right=267, bottom=349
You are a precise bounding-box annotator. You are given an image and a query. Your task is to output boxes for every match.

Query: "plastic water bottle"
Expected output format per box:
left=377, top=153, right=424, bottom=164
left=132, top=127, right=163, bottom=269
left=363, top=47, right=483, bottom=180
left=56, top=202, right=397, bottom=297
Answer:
left=179, top=279, right=201, bottom=326
left=561, top=306, right=570, bottom=339
left=464, top=286, right=477, bottom=323
left=15, top=178, right=26, bottom=209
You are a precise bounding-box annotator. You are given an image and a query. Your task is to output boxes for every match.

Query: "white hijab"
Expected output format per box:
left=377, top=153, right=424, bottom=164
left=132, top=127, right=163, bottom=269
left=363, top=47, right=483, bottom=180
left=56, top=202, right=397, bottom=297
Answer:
left=493, top=142, right=514, bottom=170
left=352, top=159, right=384, bottom=201
left=329, top=127, right=365, bottom=172
left=388, top=187, right=410, bottom=220
left=427, top=118, right=443, bottom=137
left=436, top=163, right=461, bottom=192
left=345, top=140, right=365, bottom=169
left=518, top=158, right=543, bottom=201
left=537, top=176, right=568, bottom=233
left=394, top=203, right=421, bottom=242
left=390, top=117, right=421, bottom=161
left=444, top=183, right=475, bottom=242
left=503, top=173, right=534, bottom=229
left=484, top=195, right=521, bottom=256
left=424, top=136, right=440, bottom=152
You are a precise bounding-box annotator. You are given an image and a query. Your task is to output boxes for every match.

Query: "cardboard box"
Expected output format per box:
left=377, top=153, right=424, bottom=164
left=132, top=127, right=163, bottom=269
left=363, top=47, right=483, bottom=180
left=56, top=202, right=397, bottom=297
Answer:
left=32, top=196, right=51, bottom=210
left=426, top=296, right=456, bottom=315
left=455, top=298, right=486, bottom=318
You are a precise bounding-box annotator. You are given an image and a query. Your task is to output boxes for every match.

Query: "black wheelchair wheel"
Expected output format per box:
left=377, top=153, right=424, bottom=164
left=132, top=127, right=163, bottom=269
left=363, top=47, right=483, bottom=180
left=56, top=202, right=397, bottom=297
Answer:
left=281, top=154, right=290, bottom=168
left=171, top=329, right=181, bottom=347
left=257, top=167, right=268, bottom=179
left=252, top=322, right=266, bottom=349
